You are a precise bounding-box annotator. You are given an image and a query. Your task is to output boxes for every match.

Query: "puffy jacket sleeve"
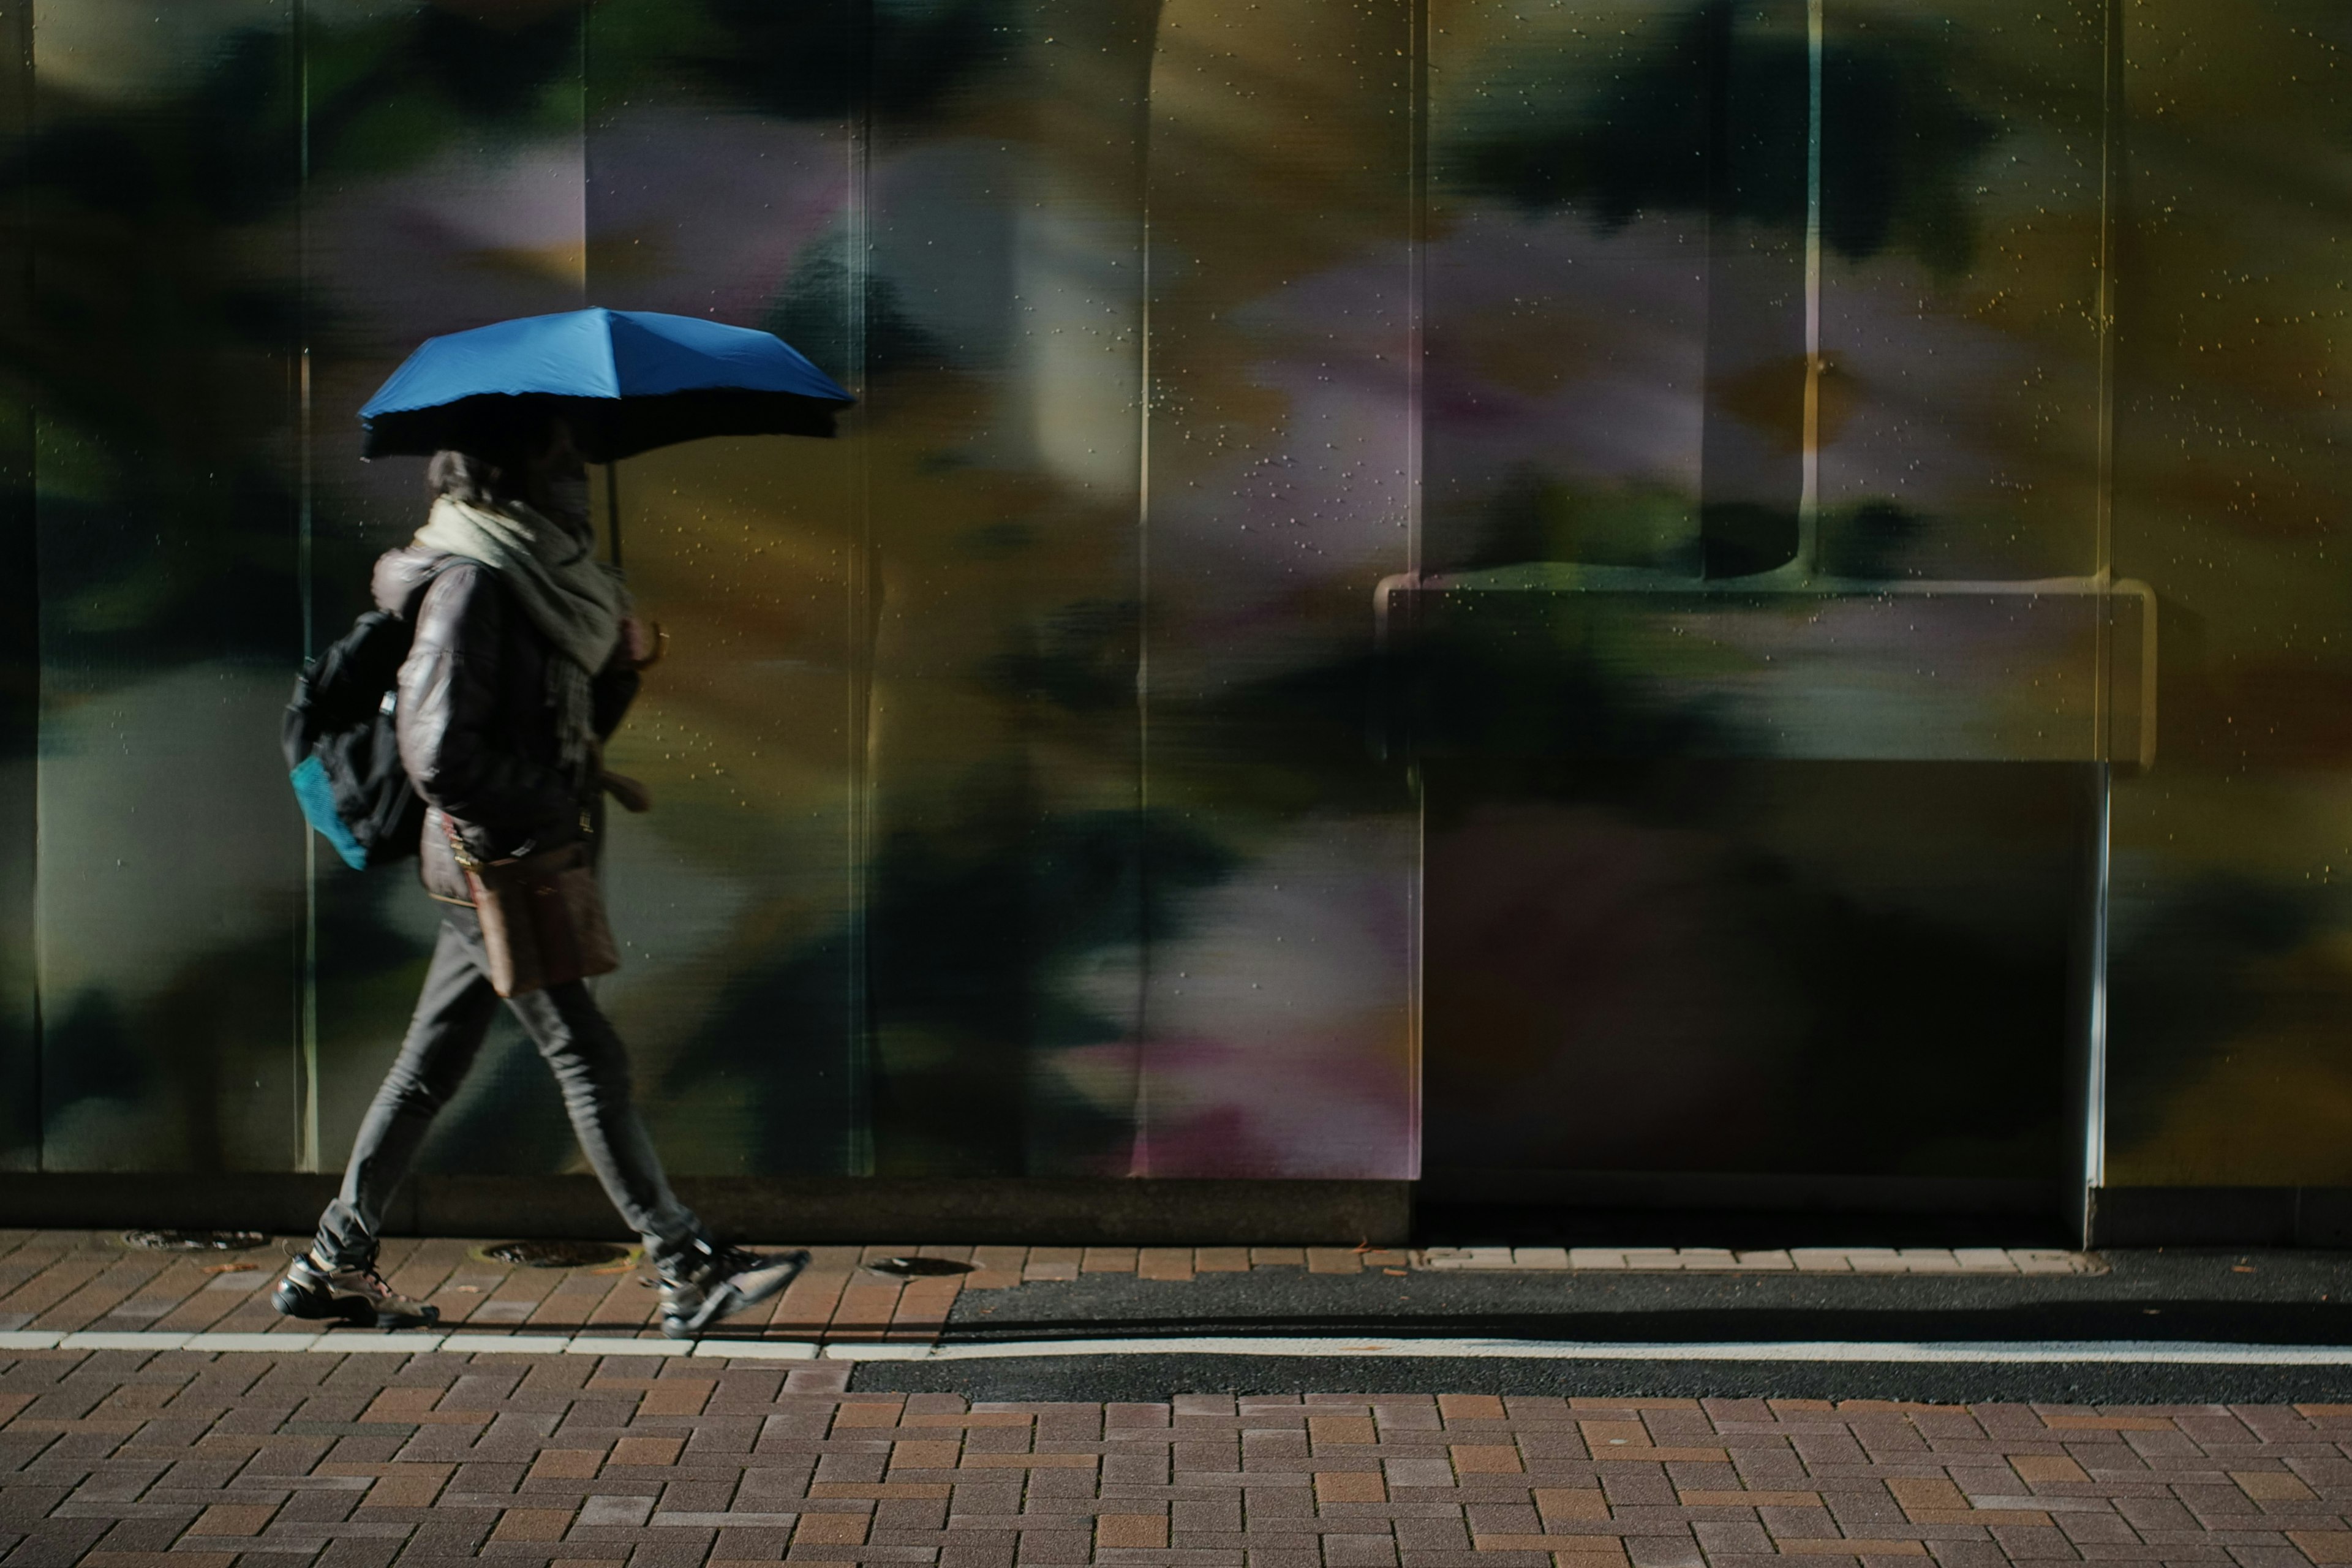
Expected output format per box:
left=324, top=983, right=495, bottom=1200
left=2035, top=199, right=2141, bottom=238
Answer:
left=397, top=565, right=576, bottom=853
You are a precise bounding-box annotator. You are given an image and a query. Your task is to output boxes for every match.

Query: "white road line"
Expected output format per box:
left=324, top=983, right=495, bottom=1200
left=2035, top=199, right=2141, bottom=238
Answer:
left=432, top=1333, right=567, bottom=1354
left=6, top=1330, right=2351, bottom=1366
left=689, top=1338, right=820, bottom=1360
left=570, top=1335, right=697, bottom=1357
left=819, top=1337, right=2352, bottom=1366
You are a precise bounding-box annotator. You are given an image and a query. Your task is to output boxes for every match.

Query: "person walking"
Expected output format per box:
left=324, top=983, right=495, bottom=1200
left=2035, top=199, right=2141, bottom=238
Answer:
left=273, top=402, right=804, bottom=1339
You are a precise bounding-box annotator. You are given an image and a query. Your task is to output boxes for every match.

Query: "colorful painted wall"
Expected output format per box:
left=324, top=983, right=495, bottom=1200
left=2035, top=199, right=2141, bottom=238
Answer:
left=0, top=0, right=2340, bottom=1210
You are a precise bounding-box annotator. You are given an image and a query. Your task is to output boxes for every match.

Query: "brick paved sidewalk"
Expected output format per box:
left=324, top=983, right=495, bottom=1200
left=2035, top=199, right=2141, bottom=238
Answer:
left=0, top=1234, right=2108, bottom=1349
left=7, top=1337, right=2352, bottom=1568
left=0, top=1234, right=1446, bottom=1346
left=0, top=1234, right=1002, bottom=1346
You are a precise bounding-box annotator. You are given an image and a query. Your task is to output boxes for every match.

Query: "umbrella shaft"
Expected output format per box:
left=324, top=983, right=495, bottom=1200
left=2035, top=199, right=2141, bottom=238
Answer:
left=606, top=463, right=623, bottom=571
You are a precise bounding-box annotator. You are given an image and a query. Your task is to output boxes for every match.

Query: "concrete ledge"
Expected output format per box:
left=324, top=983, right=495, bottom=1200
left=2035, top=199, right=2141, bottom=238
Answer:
left=2089, top=1186, right=2352, bottom=1248
left=0, top=1174, right=1412, bottom=1246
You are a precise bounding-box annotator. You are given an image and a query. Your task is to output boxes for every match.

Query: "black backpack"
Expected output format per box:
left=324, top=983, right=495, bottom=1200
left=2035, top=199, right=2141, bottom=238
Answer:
left=282, top=568, right=450, bottom=870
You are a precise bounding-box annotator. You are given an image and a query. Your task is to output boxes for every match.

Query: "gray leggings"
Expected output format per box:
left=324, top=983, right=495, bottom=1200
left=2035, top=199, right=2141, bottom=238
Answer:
left=313, top=906, right=704, bottom=1274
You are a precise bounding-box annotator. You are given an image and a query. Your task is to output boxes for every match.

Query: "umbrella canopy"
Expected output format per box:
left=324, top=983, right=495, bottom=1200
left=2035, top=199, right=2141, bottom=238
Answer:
left=359, top=307, right=854, bottom=462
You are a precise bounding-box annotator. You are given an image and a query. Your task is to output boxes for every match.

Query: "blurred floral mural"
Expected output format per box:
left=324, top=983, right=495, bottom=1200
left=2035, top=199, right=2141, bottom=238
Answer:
left=0, top=0, right=2345, bottom=1205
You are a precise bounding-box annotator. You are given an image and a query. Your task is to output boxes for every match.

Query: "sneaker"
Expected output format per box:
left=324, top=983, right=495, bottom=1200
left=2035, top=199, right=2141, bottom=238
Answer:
left=659, top=1242, right=809, bottom=1340
left=270, top=1250, right=440, bottom=1329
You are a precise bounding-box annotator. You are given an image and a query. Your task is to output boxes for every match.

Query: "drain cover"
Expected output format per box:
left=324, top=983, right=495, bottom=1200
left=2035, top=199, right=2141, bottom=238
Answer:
left=481, top=1240, right=633, bottom=1269
left=123, top=1229, right=266, bottom=1252
left=865, top=1256, right=976, bottom=1278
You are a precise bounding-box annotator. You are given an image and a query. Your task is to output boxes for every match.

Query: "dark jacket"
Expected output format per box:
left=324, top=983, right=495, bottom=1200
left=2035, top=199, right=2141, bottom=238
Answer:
left=375, top=545, right=639, bottom=905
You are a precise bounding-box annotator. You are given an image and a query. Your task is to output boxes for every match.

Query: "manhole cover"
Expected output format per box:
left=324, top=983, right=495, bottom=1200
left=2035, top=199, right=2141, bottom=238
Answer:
left=123, top=1229, right=266, bottom=1252
left=480, top=1240, right=633, bottom=1269
left=865, top=1256, right=975, bottom=1278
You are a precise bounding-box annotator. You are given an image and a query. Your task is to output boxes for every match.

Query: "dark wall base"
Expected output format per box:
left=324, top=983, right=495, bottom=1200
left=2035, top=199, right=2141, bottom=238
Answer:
left=60, top=1176, right=2352, bottom=1248
left=2090, top=1185, right=2352, bottom=1248
left=0, top=1174, right=1413, bottom=1246
left=1423, top=1169, right=2065, bottom=1215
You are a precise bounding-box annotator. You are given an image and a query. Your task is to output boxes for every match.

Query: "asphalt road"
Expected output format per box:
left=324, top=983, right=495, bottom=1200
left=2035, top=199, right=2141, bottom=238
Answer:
left=943, top=1248, right=2352, bottom=1344
left=845, top=1352, right=2352, bottom=1405
left=839, top=1247, right=2352, bottom=1403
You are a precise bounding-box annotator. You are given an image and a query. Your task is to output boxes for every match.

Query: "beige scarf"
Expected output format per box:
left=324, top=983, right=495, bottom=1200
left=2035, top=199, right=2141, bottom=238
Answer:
left=415, top=496, right=628, bottom=774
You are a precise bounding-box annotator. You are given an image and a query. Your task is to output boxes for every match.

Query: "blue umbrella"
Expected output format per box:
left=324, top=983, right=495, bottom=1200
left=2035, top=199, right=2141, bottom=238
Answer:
left=360, top=307, right=853, bottom=565
left=359, top=307, right=854, bottom=462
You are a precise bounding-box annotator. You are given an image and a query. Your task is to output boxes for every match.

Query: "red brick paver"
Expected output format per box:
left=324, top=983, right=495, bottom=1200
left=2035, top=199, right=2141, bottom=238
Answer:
left=6, top=1341, right=2352, bottom=1568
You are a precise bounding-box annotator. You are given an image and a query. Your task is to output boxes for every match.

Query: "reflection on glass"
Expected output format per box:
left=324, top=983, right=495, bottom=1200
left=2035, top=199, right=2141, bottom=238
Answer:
left=2105, top=0, right=2352, bottom=1187
left=0, top=0, right=2336, bottom=1208
left=28, top=0, right=303, bottom=1172
left=1414, top=0, right=2122, bottom=1207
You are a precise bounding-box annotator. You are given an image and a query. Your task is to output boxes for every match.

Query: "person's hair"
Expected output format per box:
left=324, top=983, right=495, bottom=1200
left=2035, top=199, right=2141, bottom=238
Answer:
left=426, top=397, right=561, bottom=505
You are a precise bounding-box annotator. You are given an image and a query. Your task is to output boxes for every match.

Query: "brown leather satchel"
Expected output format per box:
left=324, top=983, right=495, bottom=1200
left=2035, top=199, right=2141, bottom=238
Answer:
left=449, top=832, right=619, bottom=998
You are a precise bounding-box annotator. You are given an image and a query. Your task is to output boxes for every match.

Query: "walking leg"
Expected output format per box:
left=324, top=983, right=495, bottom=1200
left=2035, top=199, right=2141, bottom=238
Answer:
left=496, top=954, right=706, bottom=1275
left=311, top=914, right=501, bottom=1268
left=502, top=948, right=808, bottom=1337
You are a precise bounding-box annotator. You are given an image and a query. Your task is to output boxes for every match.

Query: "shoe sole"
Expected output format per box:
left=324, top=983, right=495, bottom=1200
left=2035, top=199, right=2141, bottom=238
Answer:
left=661, top=1252, right=809, bottom=1340
left=271, top=1280, right=377, bottom=1327
left=271, top=1279, right=440, bottom=1330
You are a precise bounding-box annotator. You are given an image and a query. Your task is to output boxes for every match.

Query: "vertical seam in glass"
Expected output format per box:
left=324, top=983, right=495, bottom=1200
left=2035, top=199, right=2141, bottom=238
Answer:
left=579, top=16, right=590, bottom=310
left=2083, top=0, right=2125, bottom=1233
left=2094, top=0, right=2119, bottom=591
left=21, top=0, right=37, bottom=1172
left=1405, top=0, right=1427, bottom=1181
left=1406, top=0, right=1425, bottom=590
left=1798, top=0, right=1824, bottom=579
left=1131, top=18, right=1156, bottom=1181
left=845, top=0, right=875, bottom=1179
left=296, top=0, right=319, bottom=1175
left=2086, top=766, right=2111, bottom=1229
left=2091, top=0, right=2120, bottom=748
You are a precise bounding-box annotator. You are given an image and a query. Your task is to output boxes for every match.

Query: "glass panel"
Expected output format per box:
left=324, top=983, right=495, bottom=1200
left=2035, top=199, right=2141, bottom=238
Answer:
left=36, top=0, right=2327, bottom=1213
left=303, top=0, right=589, bottom=1177
left=0, top=0, right=30, bottom=1170
left=1820, top=0, right=2106, bottom=582
left=1135, top=0, right=1419, bottom=1177
left=1422, top=760, right=2087, bottom=1189
left=30, top=0, right=304, bottom=1172
left=1415, top=0, right=2111, bottom=1206
left=579, top=0, right=867, bottom=1175
left=859, top=0, right=1153, bottom=1175
left=2105, top=0, right=2352, bottom=1186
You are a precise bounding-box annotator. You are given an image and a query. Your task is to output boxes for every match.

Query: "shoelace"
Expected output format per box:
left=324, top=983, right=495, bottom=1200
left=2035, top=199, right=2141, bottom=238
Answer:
left=660, top=1249, right=744, bottom=1295
left=309, top=1253, right=396, bottom=1300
